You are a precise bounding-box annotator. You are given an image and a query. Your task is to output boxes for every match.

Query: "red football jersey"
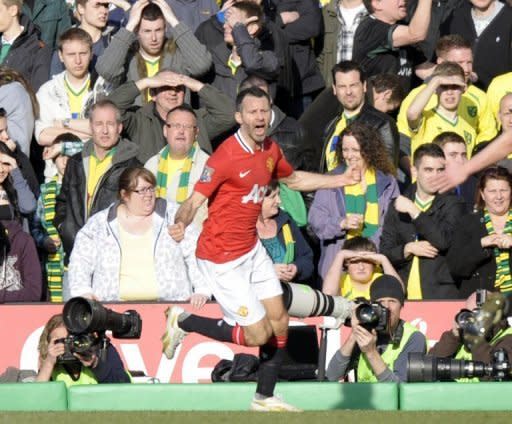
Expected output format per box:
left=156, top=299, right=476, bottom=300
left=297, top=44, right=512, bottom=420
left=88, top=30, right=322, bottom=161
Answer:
left=195, top=131, right=294, bottom=263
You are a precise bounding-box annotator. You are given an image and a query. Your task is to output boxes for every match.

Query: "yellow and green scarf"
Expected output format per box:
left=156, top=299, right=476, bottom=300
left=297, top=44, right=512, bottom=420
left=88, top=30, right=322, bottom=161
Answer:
left=407, top=195, right=434, bottom=300
left=344, top=168, right=378, bottom=239
left=156, top=142, right=197, bottom=203
left=484, top=209, right=512, bottom=294
left=42, top=176, right=64, bottom=302
left=282, top=223, right=295, bottom=264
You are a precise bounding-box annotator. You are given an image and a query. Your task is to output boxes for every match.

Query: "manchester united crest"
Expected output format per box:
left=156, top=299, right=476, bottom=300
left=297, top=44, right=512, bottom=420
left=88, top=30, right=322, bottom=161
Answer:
left=266, top=157, right=275, bottom=173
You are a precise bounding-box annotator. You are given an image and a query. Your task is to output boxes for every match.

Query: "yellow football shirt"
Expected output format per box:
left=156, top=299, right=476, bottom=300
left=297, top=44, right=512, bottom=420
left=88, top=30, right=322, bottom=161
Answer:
left=145, top=58, right=160, bottom=102
left=64, top=74, right=90, bottom=118
left=487, top=72, right=512, bottom=126
left=340, top=272, right=382, bottom=300
left=398, top=83, right=497, bottom=144
left=87, top=148, right=115, bottom=213
left=410, top=109, right=477, bottom=158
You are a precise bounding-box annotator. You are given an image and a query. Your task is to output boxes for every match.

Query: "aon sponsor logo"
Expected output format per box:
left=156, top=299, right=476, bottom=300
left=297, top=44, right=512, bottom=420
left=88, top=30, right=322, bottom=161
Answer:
left=242, top=184, right=267, bottom=204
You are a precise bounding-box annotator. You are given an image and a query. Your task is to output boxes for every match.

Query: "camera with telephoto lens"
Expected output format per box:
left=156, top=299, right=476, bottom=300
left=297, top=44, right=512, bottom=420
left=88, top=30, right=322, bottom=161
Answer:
left=407, top=349, right=511, bottom=382
left=348, top=300, right=389, bottom=333
left=57, top=297, right=143, bottom=365
left=453, top=289, right=488, bottom=339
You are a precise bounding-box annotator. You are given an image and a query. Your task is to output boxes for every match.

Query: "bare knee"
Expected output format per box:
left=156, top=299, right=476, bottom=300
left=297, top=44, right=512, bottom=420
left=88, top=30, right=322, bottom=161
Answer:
left=243, top=319, right=273, bottom=346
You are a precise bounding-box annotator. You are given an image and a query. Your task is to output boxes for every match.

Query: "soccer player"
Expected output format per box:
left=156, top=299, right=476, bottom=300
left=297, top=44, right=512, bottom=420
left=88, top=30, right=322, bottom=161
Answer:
left=406, top=62, right=476, bottom=158
left=163, top=86, right=359, bottom=411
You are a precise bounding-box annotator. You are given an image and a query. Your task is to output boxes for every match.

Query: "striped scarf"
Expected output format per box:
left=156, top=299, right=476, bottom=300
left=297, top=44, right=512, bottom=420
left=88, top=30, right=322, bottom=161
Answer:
left=42, top=176, right=64, bottom=302
left=484, top=210, right=512, bottom=294
left=155, top=142, right=197, bottom=203
left=344, top=168, right=378, bottom=239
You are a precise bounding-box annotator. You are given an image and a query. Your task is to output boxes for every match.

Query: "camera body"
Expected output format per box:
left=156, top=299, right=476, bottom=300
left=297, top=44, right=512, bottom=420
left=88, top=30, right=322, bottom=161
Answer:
left=57, top=297, right=142, bottom=365
left=353, top=301, right=390, bottom=333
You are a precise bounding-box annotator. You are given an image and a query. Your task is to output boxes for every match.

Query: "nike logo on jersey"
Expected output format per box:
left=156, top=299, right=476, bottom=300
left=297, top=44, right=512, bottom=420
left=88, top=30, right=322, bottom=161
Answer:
left=239, top=170, right=251, bottom=178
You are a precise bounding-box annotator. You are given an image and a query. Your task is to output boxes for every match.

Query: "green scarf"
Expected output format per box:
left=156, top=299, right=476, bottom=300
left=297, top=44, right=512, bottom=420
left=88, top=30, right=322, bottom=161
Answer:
left=484, top=209, right=512, bottom=294
left=42, top=176, right=64, bottom=302
left=156, top=142, right=197, bottom=203
left=344, top=169, right=379, bottom=238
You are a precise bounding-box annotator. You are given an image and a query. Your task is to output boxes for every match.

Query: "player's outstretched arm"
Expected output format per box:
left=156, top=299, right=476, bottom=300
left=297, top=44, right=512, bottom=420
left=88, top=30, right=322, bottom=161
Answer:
left=279, top=168, right=361, bottom=192
left=169, top=192, right=207, bottom=242
left=435, top=131, right=512, bottom=193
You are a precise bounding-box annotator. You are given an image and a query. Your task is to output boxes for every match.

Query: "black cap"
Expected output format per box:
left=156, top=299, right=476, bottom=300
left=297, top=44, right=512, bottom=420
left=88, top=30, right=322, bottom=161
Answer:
left=370, top=275, right=405, bottom=305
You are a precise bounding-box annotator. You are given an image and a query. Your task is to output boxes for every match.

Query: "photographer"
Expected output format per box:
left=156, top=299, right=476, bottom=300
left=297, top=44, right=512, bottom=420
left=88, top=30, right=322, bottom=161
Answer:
left=429, top=291, right=512, bottom=381
left=326, top=275, right=426, bottom=382
left=36, top=314, right=130, bottom=386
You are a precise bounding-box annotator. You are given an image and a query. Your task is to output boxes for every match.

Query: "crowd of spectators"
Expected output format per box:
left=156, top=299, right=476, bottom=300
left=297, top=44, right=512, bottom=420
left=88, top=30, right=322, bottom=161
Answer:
left=0, top=0, right=512, bottom=384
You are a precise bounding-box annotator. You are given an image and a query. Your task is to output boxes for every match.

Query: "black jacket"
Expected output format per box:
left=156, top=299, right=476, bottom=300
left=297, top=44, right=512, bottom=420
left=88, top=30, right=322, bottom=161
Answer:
left=54, top=138, right=140, bottom=262
left=319, top=102, right=400, bottom=172
left=195, top=15, right=294, bottom=105
left=270, top=0, right=324, bottom=95
left=268, top=105, right=315, bottom=171
left=0, top=14, right=51, bottom=92
left=379, top=185, right=465, bottom=299
left=443, top=2, right=512, bottom=90
left=446, top=210, right=510, bottom=298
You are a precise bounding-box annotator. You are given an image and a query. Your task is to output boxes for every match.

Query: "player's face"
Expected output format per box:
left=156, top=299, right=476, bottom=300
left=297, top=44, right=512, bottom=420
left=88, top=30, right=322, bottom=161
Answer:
left=412, top=156, right=445, bottom=196
left=437, top=81, right=465, bottom=112
left=58, top=40, right=92, bottom=80
left=377, top=297, right=402, bottom=331
left=442, top=142, right=467, bottom=166
left=78, top=0, right=109, bottom=30
left=163, top=110, right=198, bottom=159
left=332, top=70, right=366, bottom=113
left=499, top=95, right=512, bottom=133
left=346, top=258, right=375, bottom=284
left=341, top=135, right=366, bottom=171
left=261, top=187, right=280, bottom=219
left=90, top=105, right=122, bottom=152
left=138, top=18, right=166, bottom=56
left=480, top=178, right=511, bottom=216
left=441, top=48, right=473, bottom=82
left=235, top=95, right=271, bottom=146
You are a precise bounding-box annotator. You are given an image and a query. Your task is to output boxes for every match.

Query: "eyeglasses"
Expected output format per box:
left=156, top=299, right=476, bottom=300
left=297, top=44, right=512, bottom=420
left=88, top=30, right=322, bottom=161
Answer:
left=165, top=123, right=197, bottom=130
left=132, top=187, right=156, bottom=195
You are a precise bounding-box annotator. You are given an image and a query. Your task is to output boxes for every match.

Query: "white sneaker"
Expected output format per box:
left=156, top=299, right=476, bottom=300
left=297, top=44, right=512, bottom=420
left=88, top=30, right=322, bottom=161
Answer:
left=162, top=306, right=188, bottom=359
left=250, top=395, right=302, bottom=412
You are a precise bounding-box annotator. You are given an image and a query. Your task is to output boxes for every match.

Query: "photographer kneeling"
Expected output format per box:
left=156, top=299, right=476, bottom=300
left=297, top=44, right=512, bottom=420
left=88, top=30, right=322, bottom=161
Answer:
left=326, top=275, right=426, bottom=382
left=429, top=290, right=512, bottom=382
left=36, top=314, right=131, bottom=386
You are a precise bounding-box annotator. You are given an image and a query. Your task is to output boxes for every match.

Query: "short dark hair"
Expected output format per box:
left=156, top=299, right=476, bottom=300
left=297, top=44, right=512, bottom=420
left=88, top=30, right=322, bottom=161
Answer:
left=141, top=2, right=165, bottom=22
left=331, top=61, right=366, bottom=85
left=368, top=73, right=405, bottom=106
left=343, top=236, right=377, bottom=253
left=413, top=143, right=445, bottom=167
left=0, top=108, right=6, bottom=119
left=58, top=27, right=93, bottom=52
left=232, top=1, right=263, bottom=24
left=89, top=99, right=121, bottom=122
left=236, top=87, right=271, bottom=112
left=476, top=166, right=512, bottom=210
left=432, top=131, right=466, bottom=149
left=435, top=35, right=472, bottom=59
left=165, top=104, right=197, bottom=122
